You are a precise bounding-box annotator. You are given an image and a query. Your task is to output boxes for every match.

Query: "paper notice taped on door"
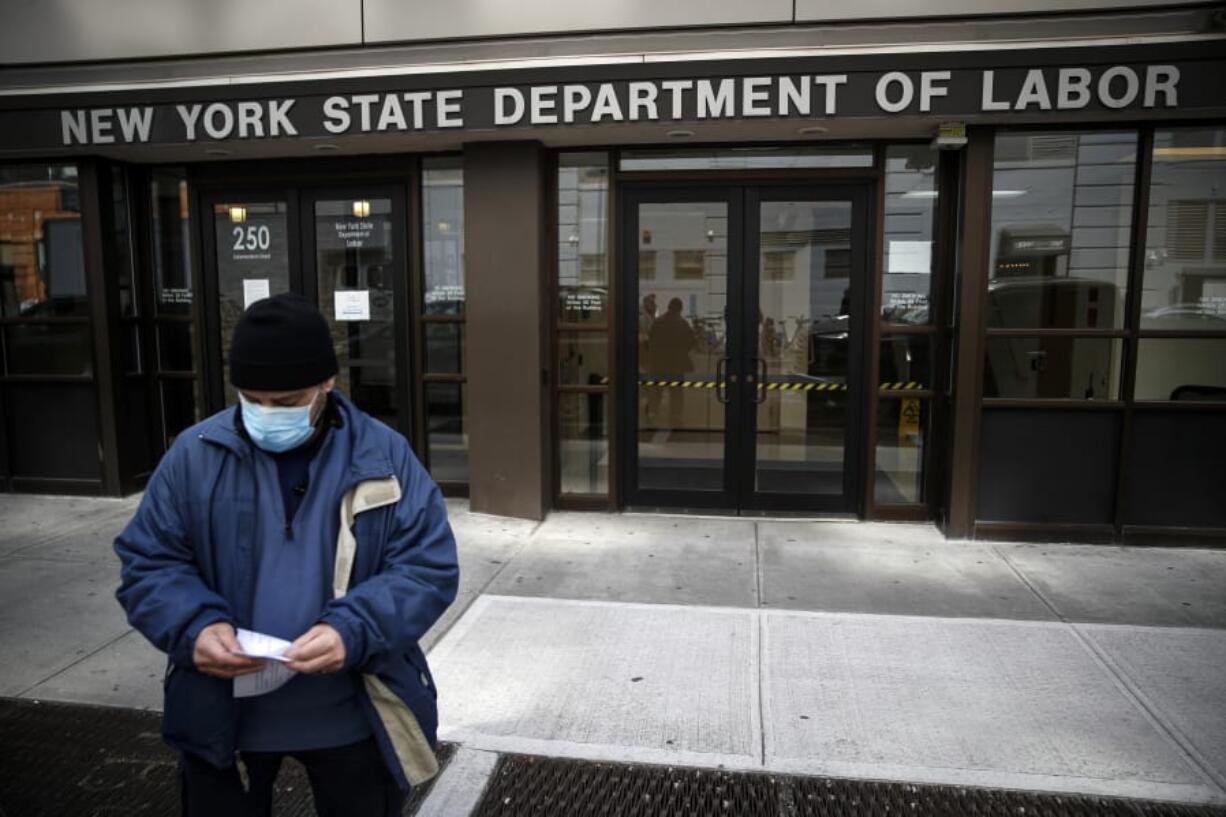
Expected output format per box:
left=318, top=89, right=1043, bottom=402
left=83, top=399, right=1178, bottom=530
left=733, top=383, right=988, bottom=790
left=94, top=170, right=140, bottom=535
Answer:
left=243, top=279, right=271, bottom=309
left=334, top=290, right=371, bottom=321
left=887, top=241, right=931, bottom=274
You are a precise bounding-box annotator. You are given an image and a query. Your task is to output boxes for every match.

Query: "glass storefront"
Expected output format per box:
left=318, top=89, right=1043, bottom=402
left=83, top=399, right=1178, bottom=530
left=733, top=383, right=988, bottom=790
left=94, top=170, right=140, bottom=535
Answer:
left=0, top=123, right=1220, bottom=542
left=977, top=125, right=1226, bottom=533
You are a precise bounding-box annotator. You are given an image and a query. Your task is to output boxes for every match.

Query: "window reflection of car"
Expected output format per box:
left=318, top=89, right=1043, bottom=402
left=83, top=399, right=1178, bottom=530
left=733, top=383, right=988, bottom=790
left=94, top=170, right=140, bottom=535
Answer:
left=984, top=277, right=1119, bottom=399
left=1141, top=304, right=1226, bottom=328
left=987, top=275, right=1119, bottom=329
left=1138, top=304, right=1226, bottom=400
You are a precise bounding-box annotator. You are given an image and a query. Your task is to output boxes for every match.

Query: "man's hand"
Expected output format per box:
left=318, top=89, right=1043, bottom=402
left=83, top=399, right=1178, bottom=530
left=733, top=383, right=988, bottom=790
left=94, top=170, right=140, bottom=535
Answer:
left=285, top=624, right=346, bottom=674
left=193, top=622, right=265, bottom=679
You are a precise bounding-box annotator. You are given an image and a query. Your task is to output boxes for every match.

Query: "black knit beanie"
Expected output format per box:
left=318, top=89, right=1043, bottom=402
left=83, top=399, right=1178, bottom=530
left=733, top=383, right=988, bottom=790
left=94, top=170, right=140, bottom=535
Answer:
left=229, top=293, right=338, bottom=390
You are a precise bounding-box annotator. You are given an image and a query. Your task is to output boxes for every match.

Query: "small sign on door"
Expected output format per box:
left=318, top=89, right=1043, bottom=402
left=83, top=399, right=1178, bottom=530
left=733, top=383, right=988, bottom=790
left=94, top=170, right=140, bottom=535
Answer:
left=334, top=290, right=371, bottom=321
left=243, top=278, right=270, bottom=309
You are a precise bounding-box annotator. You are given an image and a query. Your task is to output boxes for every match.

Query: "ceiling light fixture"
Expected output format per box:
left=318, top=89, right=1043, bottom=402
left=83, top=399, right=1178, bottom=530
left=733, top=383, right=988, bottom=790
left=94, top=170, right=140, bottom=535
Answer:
left=314, top=143, right=341, bottom=152
left=666, top=129, right=695, bottom=138
left=205, top=148, right=232, bottom=157
left=901, top=189, right=1028, bottom=199
left=796, top=125, right=829, bottom=135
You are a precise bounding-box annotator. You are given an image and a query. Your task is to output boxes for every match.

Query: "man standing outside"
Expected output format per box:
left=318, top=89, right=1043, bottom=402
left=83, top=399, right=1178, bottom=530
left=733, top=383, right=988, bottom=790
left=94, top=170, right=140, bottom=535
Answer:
left=114, top=293, right=458, bottom=815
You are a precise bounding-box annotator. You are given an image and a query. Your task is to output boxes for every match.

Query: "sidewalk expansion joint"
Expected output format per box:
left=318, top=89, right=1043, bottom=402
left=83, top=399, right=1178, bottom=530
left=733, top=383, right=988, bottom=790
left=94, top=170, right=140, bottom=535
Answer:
left=426, top=534, right=536, bottom=654
left=753, top=522, right=767, bottom=767
left=14, top=628, right=136, bottom=700
left=991, top=544, right=1226, bottom=798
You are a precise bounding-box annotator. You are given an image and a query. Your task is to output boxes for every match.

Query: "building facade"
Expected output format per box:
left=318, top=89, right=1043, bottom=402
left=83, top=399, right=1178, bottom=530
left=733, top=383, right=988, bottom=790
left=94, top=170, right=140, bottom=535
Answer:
left=1, top=1, right=1224, bottom=543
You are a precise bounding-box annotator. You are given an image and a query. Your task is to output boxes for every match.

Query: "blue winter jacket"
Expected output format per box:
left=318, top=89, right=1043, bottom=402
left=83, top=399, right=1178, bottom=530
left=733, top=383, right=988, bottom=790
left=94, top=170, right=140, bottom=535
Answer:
left=113, top=391, right=459, bottom=789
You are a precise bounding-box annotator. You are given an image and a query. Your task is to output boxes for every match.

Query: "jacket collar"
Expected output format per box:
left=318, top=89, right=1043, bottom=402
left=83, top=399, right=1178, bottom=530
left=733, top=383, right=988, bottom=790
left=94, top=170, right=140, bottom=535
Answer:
left=198, top=391, right=394, bottom=484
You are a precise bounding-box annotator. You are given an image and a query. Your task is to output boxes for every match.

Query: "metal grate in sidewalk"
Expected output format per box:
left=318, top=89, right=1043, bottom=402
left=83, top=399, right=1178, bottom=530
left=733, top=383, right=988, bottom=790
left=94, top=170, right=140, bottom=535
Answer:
left=0, top=698, right=452, bottom=817
left=472, top=754, right=1226, bottom=817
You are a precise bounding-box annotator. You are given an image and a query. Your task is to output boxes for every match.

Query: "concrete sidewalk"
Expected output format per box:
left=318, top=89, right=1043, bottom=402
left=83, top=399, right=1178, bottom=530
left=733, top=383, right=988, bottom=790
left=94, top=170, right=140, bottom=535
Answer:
left=1, top=494, right=1224, bottom=811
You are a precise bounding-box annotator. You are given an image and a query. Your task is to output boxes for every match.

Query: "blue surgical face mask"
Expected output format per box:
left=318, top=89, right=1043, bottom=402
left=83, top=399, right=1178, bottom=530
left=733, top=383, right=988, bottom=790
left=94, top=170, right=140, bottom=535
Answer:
left=239, top=390, right=321, bottom=453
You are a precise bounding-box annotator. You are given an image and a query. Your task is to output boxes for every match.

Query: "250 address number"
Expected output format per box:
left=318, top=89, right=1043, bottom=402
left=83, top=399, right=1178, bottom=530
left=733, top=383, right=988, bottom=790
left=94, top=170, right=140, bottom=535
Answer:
left=232, top=225, right=271, bottom=252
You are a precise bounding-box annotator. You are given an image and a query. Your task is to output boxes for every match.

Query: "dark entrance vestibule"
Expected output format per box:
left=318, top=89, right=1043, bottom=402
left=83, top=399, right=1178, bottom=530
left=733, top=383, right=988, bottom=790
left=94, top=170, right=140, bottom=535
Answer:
left=620, top=183, right=873, bottom=514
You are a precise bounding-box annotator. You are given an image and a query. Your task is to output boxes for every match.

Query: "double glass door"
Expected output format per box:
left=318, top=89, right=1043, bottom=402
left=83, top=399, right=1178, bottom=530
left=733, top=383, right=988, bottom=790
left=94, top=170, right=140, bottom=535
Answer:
left=621, top=184, right=871, bottom=513
left=200, top=185, right=410, bottom=432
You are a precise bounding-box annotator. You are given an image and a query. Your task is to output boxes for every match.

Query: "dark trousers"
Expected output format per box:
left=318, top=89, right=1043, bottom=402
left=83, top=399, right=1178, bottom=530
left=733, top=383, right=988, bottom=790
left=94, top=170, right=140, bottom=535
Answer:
left=180, top=738, right=403, bottom=817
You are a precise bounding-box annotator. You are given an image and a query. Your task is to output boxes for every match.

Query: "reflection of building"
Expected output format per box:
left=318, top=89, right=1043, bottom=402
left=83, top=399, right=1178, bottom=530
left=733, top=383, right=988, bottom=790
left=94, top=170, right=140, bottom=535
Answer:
left=1, top=3, right=1224, bottom=543
left=0, top=183, right=80, bottom=313
left=994, top=226, right=1070, bottom=278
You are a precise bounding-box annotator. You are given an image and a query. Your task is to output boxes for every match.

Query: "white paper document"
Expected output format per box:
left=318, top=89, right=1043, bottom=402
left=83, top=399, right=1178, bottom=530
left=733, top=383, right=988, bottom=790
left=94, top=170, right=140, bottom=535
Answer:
left=334, top=289, right=371, bottom=321
left=243, top=278, right=271, bottom=309
left=233, top=628, right=296, bottom=698
left=887, top=240, right=932, bottom=274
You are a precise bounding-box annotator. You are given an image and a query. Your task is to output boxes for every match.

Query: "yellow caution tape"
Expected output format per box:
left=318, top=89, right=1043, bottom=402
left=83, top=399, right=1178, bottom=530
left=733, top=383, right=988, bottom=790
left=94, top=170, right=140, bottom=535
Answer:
left=627, top=378, right=925, bottom=392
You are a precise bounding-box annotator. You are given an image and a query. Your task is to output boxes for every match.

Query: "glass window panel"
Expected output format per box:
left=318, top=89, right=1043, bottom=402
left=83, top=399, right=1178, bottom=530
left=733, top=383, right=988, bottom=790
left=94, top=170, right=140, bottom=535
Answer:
left=426, top=382, right=468, bottom=483
left=637, top=201, right=727, bottom=492
left=215, top=199, right=290, bottom=396
left=559, top=391, right=609, bottom=496
left=558, top=153, right=609, bottom=325
left=157, top=322, right=195, bottom=372
left=984, top=336, right=1122, bottom=400
left=559, top=331, right=608, bottom=386
left=425, top=322, right=463, bottom=374
left=314, top=196, right=398, bottom=427
left=160, top=378, right=199, bottom=447
left=151, top=170, right=193, bottom=315
left=989, top=131, right=1136, bottom=329
left=621, top=146, right=873, bottom=171
left=422, top=158, right=465, bottom=316
left=879, top=334, right=931, bottom=390
left=755, top=200, right=853, bottom=496
left=1134, top=338, right=1226, bottom=401
left=883, top=145, right=938, bottom=324
left=875, top=397, right=928, bottom=504
left=1141, top=127, right=1226, bottom=329
left=0, top=164, right=87, bottom=318
left=4, top=323, right=93, bottom=376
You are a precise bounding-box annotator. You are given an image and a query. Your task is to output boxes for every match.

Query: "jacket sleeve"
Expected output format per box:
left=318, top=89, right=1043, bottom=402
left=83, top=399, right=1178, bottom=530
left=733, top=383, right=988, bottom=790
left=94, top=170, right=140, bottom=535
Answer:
left=113, top=446, right=234, bottom=668
left=320, top=450, right=459, bottom=669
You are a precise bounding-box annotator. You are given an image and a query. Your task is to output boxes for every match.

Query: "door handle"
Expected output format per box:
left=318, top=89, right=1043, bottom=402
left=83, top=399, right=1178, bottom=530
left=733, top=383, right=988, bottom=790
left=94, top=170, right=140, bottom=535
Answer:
left=715, top=357, right=730, bottom=404
left=755, top=358, right=768, bottom=404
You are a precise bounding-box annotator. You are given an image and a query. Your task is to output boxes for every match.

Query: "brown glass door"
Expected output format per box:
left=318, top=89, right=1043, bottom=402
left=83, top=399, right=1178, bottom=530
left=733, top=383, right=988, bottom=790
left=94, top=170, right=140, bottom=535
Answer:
left=620, top=184, right=870, bottom=513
